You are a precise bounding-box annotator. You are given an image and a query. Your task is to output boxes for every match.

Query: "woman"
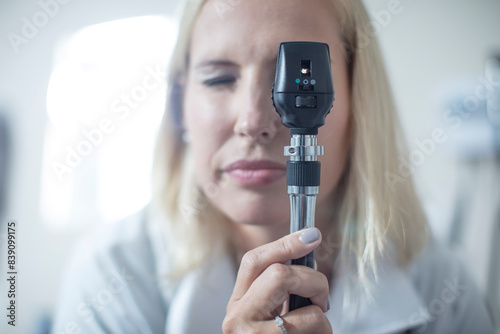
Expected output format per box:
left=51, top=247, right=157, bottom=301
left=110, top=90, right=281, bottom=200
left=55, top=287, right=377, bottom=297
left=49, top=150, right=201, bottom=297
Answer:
left=53, top=0, right=494, bottom=333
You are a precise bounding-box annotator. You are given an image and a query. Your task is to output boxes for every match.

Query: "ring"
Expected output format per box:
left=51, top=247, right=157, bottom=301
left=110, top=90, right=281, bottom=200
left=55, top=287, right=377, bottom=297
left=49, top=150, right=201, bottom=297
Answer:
left=274, top=315, right=289, bottom=334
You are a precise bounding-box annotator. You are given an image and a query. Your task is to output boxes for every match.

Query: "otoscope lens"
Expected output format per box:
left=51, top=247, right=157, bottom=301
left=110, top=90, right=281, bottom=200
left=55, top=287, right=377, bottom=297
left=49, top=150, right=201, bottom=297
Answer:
left=301, top=60, right=311, bottom=76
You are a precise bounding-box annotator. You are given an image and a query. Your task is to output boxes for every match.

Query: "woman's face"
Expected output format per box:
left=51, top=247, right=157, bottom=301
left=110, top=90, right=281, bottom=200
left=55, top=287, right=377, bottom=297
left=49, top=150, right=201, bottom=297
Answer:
left=183, top=0, right=351, bottom=227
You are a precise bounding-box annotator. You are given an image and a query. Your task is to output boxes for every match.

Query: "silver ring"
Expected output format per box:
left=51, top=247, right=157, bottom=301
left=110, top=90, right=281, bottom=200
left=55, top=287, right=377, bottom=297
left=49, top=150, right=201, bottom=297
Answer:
left=275, top=315, right=288, bottom=334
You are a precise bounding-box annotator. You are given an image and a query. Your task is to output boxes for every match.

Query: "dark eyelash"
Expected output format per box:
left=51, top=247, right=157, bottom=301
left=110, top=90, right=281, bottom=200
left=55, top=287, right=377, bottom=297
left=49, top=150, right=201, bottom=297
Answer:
left=202, top=76, right=236, bottom=87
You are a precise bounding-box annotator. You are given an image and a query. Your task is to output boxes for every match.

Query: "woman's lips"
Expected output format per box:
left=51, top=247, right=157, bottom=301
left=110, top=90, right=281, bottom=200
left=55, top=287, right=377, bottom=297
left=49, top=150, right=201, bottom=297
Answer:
left=223, top=159, right=286, bottom=186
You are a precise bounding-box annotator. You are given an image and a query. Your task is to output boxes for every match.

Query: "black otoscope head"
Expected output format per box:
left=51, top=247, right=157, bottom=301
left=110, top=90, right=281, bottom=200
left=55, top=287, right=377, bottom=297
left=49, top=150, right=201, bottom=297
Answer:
left=272, top=41, right=335, bottom=134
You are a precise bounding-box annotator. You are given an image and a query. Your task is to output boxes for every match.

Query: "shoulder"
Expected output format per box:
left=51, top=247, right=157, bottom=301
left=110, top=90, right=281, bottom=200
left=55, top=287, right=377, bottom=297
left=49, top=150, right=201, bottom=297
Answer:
left=82, top=209, right=162, bottom=272
left=66, top=209, right=160, bottom=290
left=52, top=209, right=168, bottom=334
left=404, top=239, right=494, bottom=334
left=407, top=240, right=464, bottom=295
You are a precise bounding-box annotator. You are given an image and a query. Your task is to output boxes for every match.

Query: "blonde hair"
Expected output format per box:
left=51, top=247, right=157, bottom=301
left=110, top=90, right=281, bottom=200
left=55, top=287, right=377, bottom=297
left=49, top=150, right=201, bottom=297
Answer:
left=151, top=0, right=429, bottom=288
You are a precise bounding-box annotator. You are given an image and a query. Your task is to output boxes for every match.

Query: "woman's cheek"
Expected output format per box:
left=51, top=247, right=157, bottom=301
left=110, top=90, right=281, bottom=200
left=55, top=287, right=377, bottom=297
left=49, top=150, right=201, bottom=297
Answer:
left=184, top=88, right=232, bottom=184
left=186, top=87, right=231, bottom=132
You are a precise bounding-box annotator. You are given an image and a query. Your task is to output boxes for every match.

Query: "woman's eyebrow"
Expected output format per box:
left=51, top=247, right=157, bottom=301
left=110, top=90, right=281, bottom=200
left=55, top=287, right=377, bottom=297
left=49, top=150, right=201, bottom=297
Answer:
left=195, top=59, right=237, bottom=69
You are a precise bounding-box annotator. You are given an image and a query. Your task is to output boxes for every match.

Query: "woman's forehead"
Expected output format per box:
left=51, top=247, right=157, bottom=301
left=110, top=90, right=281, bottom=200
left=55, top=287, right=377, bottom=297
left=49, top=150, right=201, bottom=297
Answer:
left=189, top=0, right=340, bottom=65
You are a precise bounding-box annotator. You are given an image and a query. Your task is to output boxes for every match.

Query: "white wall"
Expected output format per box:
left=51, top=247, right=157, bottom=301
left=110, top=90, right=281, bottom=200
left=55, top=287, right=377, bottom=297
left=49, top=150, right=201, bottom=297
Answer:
left=0, top=0, right=498, bottom=333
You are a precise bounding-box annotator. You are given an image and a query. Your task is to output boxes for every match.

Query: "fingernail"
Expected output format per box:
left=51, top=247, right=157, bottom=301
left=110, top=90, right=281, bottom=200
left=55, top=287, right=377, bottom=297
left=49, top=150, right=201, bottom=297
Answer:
left=299, top=228, right=319, bottom=244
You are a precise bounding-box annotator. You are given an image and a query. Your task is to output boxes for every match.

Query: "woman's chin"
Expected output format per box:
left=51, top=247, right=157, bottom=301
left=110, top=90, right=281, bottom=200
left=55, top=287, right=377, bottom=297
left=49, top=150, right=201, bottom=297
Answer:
left=219, top=202, right=290, bottom=227
left=205, top=182, right=290, bottom=227
left=233, top=215, right=289, bottom=227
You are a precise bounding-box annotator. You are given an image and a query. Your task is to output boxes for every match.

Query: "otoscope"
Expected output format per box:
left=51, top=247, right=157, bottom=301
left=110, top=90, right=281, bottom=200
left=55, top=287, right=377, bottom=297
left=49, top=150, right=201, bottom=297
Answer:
left=272, top=42, right=335, bottom=311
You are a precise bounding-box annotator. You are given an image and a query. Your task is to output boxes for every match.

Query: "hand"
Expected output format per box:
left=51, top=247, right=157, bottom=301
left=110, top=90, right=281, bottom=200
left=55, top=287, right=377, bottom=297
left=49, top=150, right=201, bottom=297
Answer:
left=222, top=228, right=332, bottom=334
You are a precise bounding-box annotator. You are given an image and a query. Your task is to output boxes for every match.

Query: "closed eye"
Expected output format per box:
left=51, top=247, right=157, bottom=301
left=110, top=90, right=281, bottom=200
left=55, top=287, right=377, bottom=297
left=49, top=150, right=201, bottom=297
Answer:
left=202, top=76, right=236, bottom=87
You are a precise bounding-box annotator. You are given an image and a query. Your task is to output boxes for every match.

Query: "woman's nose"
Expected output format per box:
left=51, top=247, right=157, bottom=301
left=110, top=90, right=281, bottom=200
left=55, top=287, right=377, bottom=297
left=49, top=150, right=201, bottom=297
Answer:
left=233, top=78, right=283, bottom=143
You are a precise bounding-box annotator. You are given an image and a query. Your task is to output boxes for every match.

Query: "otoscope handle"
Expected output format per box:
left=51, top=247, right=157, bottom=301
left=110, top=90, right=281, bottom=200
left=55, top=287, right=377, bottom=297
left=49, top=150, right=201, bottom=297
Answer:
left=288, top=188, right=318, bottom=311
left=289, top=250, right=315, bottom=310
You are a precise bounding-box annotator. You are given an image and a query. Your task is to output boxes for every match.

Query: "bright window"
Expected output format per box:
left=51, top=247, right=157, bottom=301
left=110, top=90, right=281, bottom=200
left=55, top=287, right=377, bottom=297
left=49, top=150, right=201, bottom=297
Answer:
left=40, top=16, right=176, bottom=227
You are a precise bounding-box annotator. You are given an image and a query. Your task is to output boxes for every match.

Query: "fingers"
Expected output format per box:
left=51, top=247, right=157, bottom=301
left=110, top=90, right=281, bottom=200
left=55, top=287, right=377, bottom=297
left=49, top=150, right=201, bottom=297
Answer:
left=271, top=306, right=332, bottom=334
left=231, top=228, right=322, bottom=302
left=224, top=228, right=331, bottom=334
left=243, top=263, right=329, bottom=318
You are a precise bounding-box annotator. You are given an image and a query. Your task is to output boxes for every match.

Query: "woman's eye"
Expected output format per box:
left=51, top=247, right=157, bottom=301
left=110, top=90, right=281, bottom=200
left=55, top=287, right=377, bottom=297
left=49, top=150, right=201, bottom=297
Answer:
left=202, top=76, right=236, bottom=87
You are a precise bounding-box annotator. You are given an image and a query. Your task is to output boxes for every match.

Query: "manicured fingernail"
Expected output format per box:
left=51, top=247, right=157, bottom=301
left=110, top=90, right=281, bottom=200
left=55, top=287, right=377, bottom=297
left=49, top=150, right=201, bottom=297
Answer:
left=299, top=228, right=319, bottom=244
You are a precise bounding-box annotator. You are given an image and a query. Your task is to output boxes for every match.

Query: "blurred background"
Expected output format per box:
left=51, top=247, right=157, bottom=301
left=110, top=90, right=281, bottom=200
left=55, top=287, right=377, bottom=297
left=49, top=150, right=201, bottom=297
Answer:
left=0, top=0, right=499, bottom=332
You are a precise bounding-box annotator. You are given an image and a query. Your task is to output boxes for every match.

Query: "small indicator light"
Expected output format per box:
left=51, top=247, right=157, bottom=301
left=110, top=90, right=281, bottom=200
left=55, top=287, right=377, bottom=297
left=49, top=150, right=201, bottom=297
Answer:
left=295, top=78, right=301, bottom=84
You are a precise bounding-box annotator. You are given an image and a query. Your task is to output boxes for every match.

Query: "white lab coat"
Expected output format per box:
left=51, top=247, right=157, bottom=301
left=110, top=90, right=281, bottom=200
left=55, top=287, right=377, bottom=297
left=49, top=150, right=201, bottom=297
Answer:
left=52, top=210, right=495, bottom=334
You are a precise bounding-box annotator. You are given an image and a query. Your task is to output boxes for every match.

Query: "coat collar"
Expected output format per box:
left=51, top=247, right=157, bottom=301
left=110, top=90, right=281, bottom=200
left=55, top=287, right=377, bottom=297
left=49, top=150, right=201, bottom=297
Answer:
left=165, top=254, right=236, bottom=333
left=327, top=251, right=430, bottom=334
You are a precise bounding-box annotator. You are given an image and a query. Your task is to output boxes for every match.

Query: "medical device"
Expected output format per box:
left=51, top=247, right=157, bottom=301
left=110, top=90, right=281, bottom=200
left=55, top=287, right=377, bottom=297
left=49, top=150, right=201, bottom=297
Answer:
left=272, top=41, right=335, bottom=311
